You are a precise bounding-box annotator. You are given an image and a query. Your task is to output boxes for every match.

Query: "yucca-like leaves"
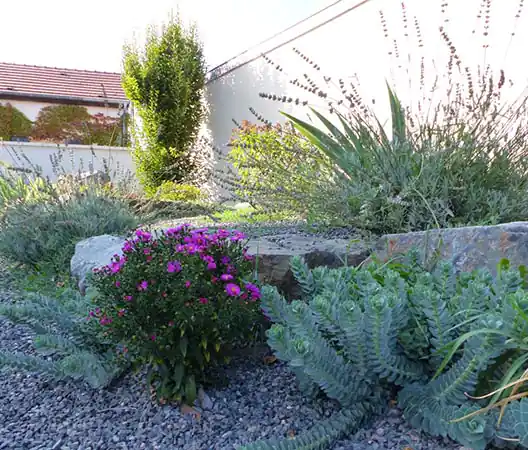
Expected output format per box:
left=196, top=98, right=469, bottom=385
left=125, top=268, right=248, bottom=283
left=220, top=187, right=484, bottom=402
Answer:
left=281, top=81, right=528, bottom=234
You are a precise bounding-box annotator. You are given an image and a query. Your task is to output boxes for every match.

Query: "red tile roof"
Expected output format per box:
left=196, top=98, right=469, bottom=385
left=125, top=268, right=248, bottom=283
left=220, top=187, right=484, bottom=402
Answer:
left=0, top=62, right=127, bottom=104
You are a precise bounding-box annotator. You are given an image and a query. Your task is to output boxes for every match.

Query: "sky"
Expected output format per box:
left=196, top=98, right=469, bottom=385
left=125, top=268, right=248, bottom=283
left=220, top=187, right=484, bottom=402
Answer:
left=0, top=0, right=332, bottom=73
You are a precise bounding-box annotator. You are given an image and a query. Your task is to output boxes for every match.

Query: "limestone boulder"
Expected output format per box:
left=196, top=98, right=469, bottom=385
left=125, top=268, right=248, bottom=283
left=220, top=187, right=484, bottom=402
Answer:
left=246, top=233, right=370, bottom=298
left=372, top=222, right=528, bottom=275
left=70, top=235, right=125, bottom=294
left=70, top=231, right=370, bottom=297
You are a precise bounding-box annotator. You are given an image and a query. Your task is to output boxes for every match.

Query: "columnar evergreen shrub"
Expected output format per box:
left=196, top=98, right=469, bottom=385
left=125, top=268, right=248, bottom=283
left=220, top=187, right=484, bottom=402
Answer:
left=91, top=225, right=263, bottom=403
left=122, top=16, right=207, bottom=194
left=241, top=253, right=528, bottom=450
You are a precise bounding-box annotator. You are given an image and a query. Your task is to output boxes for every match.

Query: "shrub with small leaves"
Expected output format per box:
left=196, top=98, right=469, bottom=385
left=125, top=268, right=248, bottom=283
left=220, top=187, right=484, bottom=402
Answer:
left=31, top=105, right=128, bottom=145
left=227, top=121, right=340, bottom=221
left=91, top=225, right=263, bottom=403
left=122, top=15, right=207, bottom=193
left=0, top=103, right=32, bottom=140
left=154, top=181, right=202, bottom=202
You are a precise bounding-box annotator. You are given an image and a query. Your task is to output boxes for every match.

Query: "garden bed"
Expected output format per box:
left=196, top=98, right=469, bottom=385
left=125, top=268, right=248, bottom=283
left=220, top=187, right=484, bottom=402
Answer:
left=0, top=252, right=460, bottom=450
left=0, top=312, right=460, bottom=450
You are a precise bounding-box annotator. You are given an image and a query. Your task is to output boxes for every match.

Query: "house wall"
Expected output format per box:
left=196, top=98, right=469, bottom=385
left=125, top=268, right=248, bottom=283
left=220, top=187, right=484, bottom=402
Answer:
left=0, top=99, right=121, bottom=122
left=200, top=0, right=528, bottom=183
left=0, top=140, right=134, bottom=183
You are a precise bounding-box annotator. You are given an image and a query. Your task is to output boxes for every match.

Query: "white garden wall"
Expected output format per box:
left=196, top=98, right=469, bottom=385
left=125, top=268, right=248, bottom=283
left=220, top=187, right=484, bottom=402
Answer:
left=0, top=141, right=134, bottom=182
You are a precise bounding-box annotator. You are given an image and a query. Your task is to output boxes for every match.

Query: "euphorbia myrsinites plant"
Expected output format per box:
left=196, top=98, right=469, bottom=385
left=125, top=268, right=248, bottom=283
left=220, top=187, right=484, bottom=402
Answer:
left=90, top=225, right=263, bottom=403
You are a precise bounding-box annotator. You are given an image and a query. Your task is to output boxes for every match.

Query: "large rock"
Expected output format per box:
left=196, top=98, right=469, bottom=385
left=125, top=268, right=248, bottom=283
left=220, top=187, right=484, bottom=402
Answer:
left=246, top=233, right=370, bottom=298
left=372, top=222, right=528, bottom=275
left=70, top=232, right=370, bottom=297
left=70, top=222, right=528, bottom=298
left=71, top=235, right=125, bottom=294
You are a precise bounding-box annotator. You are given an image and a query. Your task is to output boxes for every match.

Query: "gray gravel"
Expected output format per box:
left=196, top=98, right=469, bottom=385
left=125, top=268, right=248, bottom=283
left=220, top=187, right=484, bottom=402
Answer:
left=152, top=216, right=366, bottom=241
left=0, top=319, right=463, bottom=450
left=0, top=255, right=462, bottom=450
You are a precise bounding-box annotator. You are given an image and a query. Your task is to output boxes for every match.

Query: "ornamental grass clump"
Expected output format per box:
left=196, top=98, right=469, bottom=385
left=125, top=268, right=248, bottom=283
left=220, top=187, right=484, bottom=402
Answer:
left=91, top=225, right=263, bottom=404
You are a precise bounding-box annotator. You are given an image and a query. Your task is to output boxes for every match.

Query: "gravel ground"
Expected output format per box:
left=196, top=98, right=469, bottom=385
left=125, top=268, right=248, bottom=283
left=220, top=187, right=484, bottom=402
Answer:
left=151, top=217, right=367, bottom=241
left=0, top=238, right=462, bottom=450
left=0, top=316, right=463, bottom=449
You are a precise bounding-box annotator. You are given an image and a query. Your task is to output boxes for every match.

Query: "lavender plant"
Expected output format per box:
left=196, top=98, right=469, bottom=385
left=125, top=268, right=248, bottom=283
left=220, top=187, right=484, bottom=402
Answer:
left=217, top=0, right=528, bottom=232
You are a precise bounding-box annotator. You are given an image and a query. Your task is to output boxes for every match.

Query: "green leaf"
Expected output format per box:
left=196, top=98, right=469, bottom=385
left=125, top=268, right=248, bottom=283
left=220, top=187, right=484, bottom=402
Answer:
left=387, top=83, right=406, bottom=142
left=433, top=328, right=509, bottom=379
left=498, top=258, right=511, bottom=273
left=281, top=111, right=353, bottom=179
left=520, top=265, right=528, bottom=289
left=173, top=363, right=184, bottom=390
left=179, top=336, right=188, bottom=358
left=185, top=375, right=197, bottom=404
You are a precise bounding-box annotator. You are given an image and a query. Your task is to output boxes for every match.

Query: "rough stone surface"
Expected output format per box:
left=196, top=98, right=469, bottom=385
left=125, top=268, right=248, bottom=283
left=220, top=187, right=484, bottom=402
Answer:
left=70, top=235, right=126, bottom=293
left=70, top=228, right=371, bottom=298
left=373, top=221, right=528, bottom=274
left=246, top=233, right=370, bottom=298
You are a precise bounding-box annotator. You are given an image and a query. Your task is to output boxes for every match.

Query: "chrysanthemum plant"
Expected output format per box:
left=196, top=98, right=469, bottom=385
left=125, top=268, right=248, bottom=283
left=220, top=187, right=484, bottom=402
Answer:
left=90, top=225, right=263, bottom=404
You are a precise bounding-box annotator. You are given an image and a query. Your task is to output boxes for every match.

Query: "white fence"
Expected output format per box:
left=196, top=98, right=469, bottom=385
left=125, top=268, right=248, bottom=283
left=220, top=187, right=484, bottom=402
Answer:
left=0, top=141, right=134, bottom=182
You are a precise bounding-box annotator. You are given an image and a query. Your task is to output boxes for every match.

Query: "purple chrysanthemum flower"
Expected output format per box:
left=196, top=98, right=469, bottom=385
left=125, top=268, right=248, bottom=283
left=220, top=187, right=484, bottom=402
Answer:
left=167, top=261, right=182, bottom=273
left=245, top=282, right=261, bottom=300
left=225, top=283, right=241, bottom=297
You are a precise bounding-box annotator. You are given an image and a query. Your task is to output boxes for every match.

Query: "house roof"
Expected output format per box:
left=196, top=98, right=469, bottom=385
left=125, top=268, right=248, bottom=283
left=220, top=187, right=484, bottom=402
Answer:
left=0, top=62, right=127, bottom=106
